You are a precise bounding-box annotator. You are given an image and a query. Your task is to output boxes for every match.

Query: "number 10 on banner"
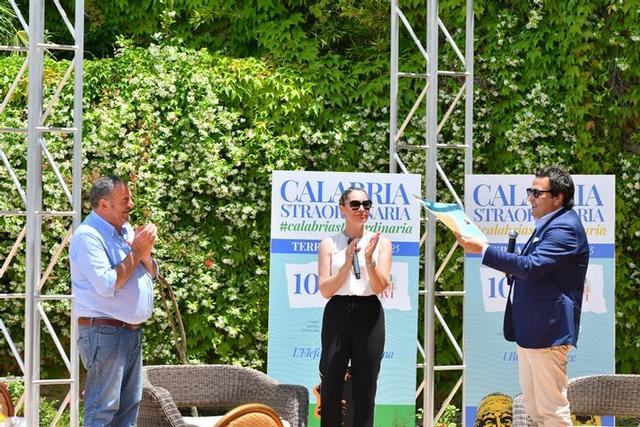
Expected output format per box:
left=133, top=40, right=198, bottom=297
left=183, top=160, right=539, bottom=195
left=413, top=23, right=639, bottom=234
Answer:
left=480, top=267, right=509, bottom=313
left=285, top=262, right=327, bottom=308
left=293, top=272, right=319, bottom=296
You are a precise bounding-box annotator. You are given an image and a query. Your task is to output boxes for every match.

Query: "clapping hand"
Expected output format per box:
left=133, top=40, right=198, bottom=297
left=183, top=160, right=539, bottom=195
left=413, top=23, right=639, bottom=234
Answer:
left=131, top=223, right=157, bottom=259
left=364, top=232, right=381, bottom=262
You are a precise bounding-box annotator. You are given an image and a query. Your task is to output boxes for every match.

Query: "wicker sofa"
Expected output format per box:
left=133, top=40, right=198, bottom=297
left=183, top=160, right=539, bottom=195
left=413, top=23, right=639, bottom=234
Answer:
left=138, top=364, right=309, bottom=427
left=512, top=374, right=640, bottom=426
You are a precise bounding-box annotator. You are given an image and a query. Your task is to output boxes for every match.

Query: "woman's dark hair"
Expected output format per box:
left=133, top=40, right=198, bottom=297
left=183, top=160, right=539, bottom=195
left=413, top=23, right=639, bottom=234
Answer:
left=535, top=166, right=575, bottom=209
left=339, top=187, right=368, bottom=206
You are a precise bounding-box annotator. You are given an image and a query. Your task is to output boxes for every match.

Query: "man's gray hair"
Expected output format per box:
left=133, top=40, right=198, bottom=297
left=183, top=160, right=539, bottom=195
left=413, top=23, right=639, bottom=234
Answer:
left=89, top=176, right=125, bottom=208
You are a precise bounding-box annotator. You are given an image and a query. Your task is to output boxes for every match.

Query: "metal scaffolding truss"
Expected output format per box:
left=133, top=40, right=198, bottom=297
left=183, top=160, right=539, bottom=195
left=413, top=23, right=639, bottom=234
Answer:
left=389, top=0, right=473, bottom=426
left=0, top=0, right=83, bottom=425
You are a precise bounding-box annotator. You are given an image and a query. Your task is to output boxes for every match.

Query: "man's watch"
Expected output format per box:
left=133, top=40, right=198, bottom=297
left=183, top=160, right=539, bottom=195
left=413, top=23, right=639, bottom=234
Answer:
left=366, top=259, right=376, bottom=269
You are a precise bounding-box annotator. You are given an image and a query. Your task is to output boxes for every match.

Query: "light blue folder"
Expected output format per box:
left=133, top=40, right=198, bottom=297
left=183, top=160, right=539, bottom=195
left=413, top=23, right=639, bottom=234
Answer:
left=419, top=199, right=488, bottom=243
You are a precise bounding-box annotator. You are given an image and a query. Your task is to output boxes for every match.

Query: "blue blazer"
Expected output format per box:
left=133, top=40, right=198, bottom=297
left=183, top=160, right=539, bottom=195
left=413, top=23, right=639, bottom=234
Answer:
left=483, top=208, right=589, bottom=349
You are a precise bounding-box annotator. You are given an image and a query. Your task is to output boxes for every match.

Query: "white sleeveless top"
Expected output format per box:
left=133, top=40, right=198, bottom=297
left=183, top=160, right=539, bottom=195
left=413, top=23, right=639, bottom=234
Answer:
left=328, top=230, right=380, bottom=296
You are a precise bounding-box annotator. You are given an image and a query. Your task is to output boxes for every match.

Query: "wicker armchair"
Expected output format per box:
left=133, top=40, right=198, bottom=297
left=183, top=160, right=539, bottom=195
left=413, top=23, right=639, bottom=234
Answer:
left=138, top=365, right=308, bottom=427
left=512, top=374, right=640, bottom=426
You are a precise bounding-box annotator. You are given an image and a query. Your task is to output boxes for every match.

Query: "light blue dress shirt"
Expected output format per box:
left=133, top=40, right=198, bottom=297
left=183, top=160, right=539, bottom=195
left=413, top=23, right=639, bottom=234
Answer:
left=533, top=207, right=563, bottom=233
left=70, top=211, right=154, bottom=324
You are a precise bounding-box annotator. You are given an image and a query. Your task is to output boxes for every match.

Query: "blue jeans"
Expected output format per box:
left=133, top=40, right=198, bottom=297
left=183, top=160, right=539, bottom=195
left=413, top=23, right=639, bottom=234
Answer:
left=78, top=325, right=143, bottom=427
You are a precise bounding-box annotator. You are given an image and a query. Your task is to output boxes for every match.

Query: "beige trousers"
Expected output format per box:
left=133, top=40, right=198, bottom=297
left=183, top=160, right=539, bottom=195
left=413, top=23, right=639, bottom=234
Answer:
left=517, top=345, right=572, bottom=427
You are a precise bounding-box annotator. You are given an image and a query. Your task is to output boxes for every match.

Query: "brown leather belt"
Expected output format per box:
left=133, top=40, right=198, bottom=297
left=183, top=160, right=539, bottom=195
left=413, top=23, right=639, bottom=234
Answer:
left=78, top=317, right=141, bottom=330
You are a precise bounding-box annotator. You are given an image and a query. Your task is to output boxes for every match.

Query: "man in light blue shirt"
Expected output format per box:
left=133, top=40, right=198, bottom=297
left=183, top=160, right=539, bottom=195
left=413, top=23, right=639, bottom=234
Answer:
left=71, top=175, right=158, bottom=427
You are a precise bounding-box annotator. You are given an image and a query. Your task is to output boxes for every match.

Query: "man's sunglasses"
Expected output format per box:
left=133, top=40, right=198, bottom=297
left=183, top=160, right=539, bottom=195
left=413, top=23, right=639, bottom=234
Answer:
left=349, top=200, right=373, bottom=210
left=526, top=188, right=553, bottom=198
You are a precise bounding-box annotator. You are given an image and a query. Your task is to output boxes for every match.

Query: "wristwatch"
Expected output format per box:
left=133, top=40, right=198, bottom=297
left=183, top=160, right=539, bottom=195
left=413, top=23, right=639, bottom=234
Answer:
left=366, top=259, right=376, bottom=269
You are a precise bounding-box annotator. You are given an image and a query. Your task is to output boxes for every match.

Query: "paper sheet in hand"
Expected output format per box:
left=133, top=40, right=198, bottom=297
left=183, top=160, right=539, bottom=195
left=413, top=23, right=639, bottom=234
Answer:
left=419, top=199, right=488, bottom=243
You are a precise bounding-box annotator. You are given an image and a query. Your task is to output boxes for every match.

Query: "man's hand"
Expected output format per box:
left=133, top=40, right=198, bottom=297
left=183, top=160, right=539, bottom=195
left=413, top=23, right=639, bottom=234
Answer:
left=134, top=223, right=158, bottom=278
left=130, top=223, right=157, bottom=259
left=455, top=232, right=485, bottom=254
left=115, top=223, right=158, bottom=288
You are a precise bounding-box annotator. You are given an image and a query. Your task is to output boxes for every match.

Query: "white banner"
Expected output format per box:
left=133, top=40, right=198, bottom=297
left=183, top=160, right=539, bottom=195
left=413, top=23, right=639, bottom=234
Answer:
left=463, top=174, right=615, bottom=426
left=268, top=170, right=421, bottom=426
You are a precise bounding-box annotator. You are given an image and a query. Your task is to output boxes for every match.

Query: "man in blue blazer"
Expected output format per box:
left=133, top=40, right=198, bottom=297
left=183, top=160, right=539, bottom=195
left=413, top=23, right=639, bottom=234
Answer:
left=457, top=166, right=589, bottom=426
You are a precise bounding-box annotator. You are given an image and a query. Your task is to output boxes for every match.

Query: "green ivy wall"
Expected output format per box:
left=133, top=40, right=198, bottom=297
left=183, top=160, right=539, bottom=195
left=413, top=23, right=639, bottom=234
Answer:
left=0, top=0, right=638, bottom=408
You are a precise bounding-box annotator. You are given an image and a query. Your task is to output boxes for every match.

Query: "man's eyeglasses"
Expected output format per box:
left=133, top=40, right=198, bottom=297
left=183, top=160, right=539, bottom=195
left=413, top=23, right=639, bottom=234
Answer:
left=349, top=200, right=373, bottom=210
left=526, top=188, right=553, bottom=198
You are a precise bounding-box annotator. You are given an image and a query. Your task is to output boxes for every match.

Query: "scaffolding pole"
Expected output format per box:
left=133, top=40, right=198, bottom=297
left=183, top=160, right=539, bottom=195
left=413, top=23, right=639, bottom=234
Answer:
left=1, top=0, right=83, bottom=425
left=389, top=1, right=474, bottom=426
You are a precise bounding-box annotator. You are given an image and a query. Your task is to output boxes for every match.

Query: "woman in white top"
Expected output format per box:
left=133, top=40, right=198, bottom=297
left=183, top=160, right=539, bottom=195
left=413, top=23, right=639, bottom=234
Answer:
left=317, top=187, right=392, bottom=427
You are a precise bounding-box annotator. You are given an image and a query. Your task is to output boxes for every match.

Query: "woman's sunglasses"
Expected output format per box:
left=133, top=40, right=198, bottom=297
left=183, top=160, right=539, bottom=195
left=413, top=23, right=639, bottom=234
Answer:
left=349, top=200, right=373, bottom=210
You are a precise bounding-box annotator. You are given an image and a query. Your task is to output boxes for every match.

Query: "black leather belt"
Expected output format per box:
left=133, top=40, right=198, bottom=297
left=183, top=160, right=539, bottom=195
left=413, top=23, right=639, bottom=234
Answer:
left=78, top=317, right=141, bottom=330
